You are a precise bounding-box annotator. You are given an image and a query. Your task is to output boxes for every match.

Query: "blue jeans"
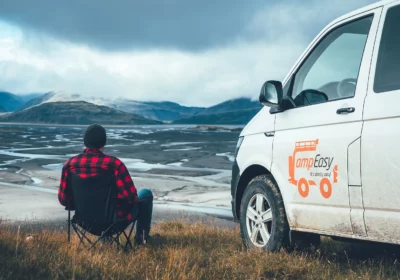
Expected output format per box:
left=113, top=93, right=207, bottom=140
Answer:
left=133, top=188, right=153, bottom=240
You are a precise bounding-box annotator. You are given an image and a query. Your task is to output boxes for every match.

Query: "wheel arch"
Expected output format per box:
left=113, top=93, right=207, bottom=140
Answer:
left=234, top=164, right=277, bottom=220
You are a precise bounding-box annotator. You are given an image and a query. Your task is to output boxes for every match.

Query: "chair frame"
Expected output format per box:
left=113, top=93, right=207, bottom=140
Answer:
left=65, top=171, right=137, bottom=250
left=67, top=213, right=136, bottom=250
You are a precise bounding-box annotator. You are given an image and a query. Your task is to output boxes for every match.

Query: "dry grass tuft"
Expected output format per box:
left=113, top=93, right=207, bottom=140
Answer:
left=1, top=220, right=400, bottom=279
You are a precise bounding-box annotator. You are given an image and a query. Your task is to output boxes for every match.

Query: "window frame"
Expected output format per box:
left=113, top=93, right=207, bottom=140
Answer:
left=285, top=14, right=375, bottom=110
left=373, top=4, right=400, bottom=94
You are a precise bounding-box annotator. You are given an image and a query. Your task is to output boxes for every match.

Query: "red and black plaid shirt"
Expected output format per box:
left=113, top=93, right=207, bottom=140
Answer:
left=58, top=148, right=138, bottom=220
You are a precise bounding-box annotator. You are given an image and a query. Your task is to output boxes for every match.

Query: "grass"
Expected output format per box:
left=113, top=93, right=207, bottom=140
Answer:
left=0, top=220, right=400, bottom=280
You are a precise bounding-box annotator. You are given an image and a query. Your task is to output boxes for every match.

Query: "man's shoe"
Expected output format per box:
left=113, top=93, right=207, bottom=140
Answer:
left=134, top=233, right=161, bottom=246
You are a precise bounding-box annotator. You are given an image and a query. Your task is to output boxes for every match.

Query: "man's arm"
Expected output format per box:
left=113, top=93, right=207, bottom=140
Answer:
left=114, top=159, right=138, bottom=204
left=58, top=160, right=73, bottom=209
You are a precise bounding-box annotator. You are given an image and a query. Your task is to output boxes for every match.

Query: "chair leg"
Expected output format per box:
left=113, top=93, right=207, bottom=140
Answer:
left=112, top=224, right=134, bottom=250
left=71, top=222, right=135, bottom=251
left=67, top=211, right=71, bottom=243
left=89, top=222, right=118, bottom=250
left=122, top=221, right=135, bottom=249
left=89, top=237, right=104, bottom=250
left=72, top=224, right=85, bottom=246
left=128, top=222, right=135, bottom=239
left=73, top=224, right=95, bottom=248
left=113, top=234, right=122, bottom=250
left=81, top=230, right=95, bottom=247
left=122, top=232, right=133, bottom=249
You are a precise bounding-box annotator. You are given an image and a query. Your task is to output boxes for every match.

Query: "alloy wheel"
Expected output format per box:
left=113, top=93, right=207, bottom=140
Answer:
left=245, top=193, right=273, bottom=247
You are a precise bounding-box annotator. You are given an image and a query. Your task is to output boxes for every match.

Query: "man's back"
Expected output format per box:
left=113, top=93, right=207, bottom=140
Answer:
left=58, top=148, right=138, bottom=220
left=59, top=124, right=154, bottom=245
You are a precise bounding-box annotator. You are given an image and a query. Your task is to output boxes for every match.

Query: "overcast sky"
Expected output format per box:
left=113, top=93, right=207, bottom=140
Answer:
left=0, top=0, right=377, bottom=106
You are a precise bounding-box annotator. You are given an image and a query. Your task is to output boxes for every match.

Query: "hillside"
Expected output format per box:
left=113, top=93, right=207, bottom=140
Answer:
left=173, top=98, right=262, bottom=124
left=17, top=92, right=56, bottom=111
left=19, top=92, right=205, bottom=121
left=19, top=93, right=43, bottom=103
left=0, top=92, right=25, bottom=112
left=11, top=92, right=262, bottom=124
left=0, top=92, right=43, bottom=112
left=173, top=108, right=261, bottom=125
left=197, top=97, right=261, bottom=115
left=112, top=100, right=205, bottom=121
left=0, top=101, right=161, bottom=125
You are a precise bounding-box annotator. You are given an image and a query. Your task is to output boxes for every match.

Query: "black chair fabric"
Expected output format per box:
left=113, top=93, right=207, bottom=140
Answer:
left=69, top=171, right=118, bottom=235
left=67, top=170, right=135, bottom=249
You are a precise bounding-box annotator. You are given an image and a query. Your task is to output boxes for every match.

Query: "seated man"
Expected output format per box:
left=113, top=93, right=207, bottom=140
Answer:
left=58, top=124, right=154, bottom=245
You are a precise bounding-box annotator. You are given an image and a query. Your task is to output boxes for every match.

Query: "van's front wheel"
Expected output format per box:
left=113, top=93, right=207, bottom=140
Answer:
left=239, top=175, right=289, bottom=252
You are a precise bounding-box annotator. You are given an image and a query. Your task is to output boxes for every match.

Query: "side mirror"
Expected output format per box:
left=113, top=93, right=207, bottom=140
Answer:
left=259, top=80, right=283, bottom=107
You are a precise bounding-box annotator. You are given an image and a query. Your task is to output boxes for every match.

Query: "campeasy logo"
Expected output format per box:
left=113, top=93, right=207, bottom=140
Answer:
left=288, top=139, right=338, bottom=199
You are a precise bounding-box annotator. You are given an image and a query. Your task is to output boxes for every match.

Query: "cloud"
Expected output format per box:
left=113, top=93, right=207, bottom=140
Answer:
left=0, top=36, right=304, bottom=106
left=0, top=0, right=378, bottom=52
left=0, top=0, right=379, bottom=106
left=0, top=0, right=266, bottom=52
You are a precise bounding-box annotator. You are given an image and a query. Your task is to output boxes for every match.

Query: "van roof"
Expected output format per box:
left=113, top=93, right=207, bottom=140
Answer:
left=282, top=0, right=399, bottom=85
left=334, top=0, right=397, bottom=24
left=314, top=0, right=398, bottom=45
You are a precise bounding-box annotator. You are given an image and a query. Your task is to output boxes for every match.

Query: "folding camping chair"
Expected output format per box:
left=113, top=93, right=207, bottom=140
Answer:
left=66, top=171, right=137, bottom=250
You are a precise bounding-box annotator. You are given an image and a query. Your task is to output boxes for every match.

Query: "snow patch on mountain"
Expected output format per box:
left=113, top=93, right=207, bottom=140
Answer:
left=42, top=91, right=112, bottom=106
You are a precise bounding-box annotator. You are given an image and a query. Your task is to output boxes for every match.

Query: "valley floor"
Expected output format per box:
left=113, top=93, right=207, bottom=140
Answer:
left=1, top=124, right=400, bottom=279
left=0, top=124, right=239, bottom=223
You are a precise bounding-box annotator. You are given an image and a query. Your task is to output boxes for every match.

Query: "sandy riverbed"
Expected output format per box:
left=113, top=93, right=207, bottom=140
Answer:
left=0, top=124, right=241, bottom=221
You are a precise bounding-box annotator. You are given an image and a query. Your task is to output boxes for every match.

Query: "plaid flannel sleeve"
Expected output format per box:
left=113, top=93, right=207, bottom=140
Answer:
left=58, top=160, right=74, bottom=209
left=114, top=159, right=138, bottom=205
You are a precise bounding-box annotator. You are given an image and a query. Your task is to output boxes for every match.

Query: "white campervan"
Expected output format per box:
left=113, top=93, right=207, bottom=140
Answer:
left=231, top=0, right=400, bottom=251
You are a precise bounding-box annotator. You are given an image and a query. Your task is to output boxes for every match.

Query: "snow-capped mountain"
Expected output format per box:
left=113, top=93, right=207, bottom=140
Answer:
left=43, top=91, right=111, bottom=106
left=14, top=91, right=261, bottom=124
left=0, top=101, right=161, bottom=125
left=19, top=91, right=112, bottom=110
left=20, top=91, right=205, bottom=121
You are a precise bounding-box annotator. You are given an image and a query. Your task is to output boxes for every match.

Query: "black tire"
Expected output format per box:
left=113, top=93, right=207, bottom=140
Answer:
left=239, top=175, right=289, bottom=252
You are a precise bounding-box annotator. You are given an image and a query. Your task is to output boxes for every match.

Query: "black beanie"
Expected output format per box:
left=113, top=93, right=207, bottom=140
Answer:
left=84, top=124, right=106, bottom=149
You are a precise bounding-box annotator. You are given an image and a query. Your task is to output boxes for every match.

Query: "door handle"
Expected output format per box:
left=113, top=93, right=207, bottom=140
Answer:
left=264, top=132, right=275, bottom=137
left=336, top=107, right=355, bottom=114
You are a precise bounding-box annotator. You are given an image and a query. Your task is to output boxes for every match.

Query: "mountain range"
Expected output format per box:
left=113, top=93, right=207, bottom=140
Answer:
left=111, top=100, right=205, bottom=122
left=173, top=98, right=262, bottom=124
left=0, top=101, right=161, bottom=125
left=0, top=91, right=42, bottom=112
left=0, top=91, right=262, bottom=125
